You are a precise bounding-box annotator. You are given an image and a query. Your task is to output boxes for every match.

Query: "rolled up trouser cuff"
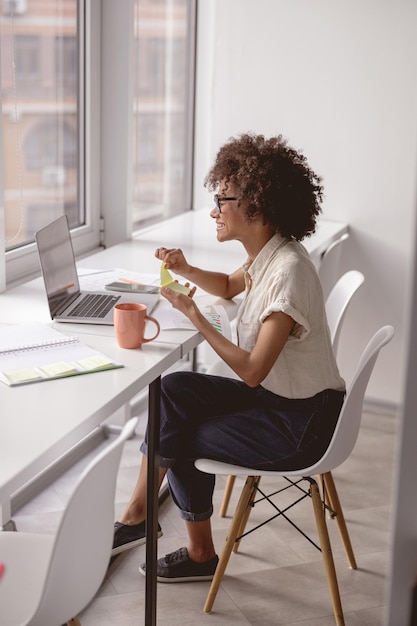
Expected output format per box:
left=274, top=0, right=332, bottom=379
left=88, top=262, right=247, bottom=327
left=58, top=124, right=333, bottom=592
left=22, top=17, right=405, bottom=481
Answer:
left=140, top=440, right=174, bottom=469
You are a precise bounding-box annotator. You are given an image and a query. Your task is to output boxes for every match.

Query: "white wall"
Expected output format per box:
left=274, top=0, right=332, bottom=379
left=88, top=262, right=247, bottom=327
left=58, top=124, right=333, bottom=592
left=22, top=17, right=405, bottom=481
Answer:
left=194, top=0, right=417, bottom=408
left=0, top=30, right=6, bottom=292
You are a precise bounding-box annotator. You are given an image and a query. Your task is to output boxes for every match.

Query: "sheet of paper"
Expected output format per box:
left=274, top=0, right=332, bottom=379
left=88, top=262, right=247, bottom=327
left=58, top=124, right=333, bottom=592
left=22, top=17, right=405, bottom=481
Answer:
left=78, top=267, right=208, bottom=296
left=78, top=268, right=160, bottom=291
left=152, top=299, right=231, bottom=340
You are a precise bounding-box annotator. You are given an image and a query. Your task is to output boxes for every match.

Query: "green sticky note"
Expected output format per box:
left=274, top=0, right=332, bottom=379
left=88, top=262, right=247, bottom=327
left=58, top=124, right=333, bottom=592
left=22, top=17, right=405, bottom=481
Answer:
left=3, top=368, right=41, bottom=383
left=77, top=355, right=114, bottom=370
left=160, top=263, right=191, bottom=294
left=39, top=361, right=77, bottom=377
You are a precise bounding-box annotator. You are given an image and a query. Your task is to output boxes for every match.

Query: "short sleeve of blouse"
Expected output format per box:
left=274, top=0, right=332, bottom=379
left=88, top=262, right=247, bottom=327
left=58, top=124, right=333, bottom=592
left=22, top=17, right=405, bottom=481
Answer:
left=258, top=258, right=314, bottom=340
left=260, top=300, right=310, bottom=340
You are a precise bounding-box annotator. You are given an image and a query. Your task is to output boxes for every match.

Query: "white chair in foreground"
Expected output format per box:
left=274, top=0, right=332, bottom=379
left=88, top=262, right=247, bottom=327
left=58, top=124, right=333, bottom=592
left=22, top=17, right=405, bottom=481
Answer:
left=218, top=269, right=365, bottom=518
left=319, top=232, right=350, bottom=299
left=0, top=417, right=138, bottom=626
left=196, top=325, right=394, bottom=625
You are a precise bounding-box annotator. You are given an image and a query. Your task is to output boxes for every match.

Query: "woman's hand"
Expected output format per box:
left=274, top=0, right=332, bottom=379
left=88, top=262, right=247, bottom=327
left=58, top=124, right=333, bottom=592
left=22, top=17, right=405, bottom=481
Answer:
left=155, top=245, right=246, bottom=300
left=160, top=285, right=197, bottom=318
left=155, top=247, right=189, bottom=276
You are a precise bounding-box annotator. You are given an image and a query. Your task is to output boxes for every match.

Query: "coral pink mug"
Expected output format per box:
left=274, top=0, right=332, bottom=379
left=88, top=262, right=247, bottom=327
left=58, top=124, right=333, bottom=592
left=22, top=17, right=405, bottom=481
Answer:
left=113, top=303, right=160, bottom=349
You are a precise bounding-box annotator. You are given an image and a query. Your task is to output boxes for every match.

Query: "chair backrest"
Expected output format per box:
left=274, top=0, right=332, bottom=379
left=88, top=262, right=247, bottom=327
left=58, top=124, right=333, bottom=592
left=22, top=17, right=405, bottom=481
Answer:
left=305, top=325, right=394, bottom=475
left=319, top=232, right=349, bottom=299
left=31, top=417, right=137, bottom=626
left=326, top=270, right=364, bottom=358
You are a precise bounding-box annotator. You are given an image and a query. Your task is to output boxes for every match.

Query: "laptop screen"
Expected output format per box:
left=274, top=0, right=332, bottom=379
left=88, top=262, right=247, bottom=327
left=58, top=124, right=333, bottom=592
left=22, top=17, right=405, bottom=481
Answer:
left=35, top=215, right=81, bottom=316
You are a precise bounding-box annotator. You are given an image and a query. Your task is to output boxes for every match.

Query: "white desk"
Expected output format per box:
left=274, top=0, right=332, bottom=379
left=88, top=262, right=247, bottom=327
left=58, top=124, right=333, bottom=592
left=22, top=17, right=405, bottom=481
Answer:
left=0, top=208, right=347, bottom=626
left=0, top=334, right=181, bottom=527
left=0, top=209, right=346, bottom=351
left=0, top=330, right=181, bottom=626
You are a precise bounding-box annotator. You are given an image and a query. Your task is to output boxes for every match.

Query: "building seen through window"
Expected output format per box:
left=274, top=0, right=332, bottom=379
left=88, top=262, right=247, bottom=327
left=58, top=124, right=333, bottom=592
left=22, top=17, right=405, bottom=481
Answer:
left=0, top=0, right=195, bottom=253
left=1, top=0, right=80, bottom=251
left=132, top=0, right=195, bottom=229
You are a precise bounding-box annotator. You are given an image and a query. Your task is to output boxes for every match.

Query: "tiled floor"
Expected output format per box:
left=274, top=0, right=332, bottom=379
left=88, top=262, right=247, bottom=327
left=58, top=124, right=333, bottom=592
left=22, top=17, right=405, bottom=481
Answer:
left=12, top=408, right=397, bottom=626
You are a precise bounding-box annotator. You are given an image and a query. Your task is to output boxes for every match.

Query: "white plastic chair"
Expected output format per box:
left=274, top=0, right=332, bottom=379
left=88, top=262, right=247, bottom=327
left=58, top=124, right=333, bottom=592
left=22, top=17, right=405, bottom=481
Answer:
left=218, top=269, right=365, bottom=518
left=319, top=232, right=350, bottom=299
left=0, top=417, right=138, bottom=626
left=325, top=269, right=364, bottom=358
left=196, top=326, right=394, bottom=625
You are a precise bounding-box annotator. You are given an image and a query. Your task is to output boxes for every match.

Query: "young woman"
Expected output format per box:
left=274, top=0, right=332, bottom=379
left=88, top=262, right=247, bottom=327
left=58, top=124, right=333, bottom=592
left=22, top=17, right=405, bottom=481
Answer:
left=112, top=133, right=345, bottom=582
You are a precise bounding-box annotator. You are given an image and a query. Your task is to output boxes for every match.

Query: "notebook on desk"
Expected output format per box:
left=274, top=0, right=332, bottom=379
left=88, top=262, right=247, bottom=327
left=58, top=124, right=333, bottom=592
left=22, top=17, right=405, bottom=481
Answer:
left=35, top=215, right=160, bottom=325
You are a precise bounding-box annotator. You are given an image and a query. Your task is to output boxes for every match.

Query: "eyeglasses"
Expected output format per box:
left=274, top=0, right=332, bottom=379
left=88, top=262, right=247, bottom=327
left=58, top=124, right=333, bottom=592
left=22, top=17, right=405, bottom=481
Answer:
left=213, top=194, right=237, bottom=212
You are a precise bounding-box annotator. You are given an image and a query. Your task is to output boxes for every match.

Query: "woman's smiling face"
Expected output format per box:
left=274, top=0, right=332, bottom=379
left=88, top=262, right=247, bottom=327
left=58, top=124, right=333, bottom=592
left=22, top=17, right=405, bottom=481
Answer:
left=210, top=181, right=247, bottom=243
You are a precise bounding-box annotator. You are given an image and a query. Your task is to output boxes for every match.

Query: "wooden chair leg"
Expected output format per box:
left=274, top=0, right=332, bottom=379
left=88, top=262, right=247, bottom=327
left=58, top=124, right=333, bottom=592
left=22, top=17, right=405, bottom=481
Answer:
left=219, top=475, right=236, bottom=517
left=322, top=471, right=357, bottom=570
left=318, top=472, right=340, bottom=521
left=233, top=476, right=259, bottom=553
left=204, top=476, right=257, bottom=613
left=317, top=474, right=332, bottom=513
left=310, top=479, right=345, bottom=626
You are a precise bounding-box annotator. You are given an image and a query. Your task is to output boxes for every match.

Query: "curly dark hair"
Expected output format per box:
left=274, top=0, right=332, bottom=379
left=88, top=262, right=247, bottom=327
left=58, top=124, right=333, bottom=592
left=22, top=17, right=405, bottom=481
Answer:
left=204, top=133, right=323, bottom=240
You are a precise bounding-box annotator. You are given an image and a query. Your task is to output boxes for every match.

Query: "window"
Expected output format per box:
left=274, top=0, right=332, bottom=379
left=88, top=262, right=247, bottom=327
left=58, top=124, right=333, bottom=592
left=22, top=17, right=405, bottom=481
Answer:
left=15, top=35, right=40, bottom=86
left=132, top=0, right=196, bottom=228
left=0, top=0, right=196, bottom=287
left=55, top=35, right=77, bottom=96
left=25, top=120, right=77, bottom=170
left=0, top=0, right=83, bottom=253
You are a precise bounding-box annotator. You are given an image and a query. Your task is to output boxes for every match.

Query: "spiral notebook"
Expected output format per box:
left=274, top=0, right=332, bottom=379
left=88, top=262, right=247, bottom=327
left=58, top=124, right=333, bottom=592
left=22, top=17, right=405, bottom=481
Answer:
left=0, top=324, right=123, bottom=387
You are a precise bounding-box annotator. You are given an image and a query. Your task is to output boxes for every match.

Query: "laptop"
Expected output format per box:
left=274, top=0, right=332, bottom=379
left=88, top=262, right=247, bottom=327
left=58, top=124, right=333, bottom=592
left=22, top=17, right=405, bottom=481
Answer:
left=35, top=215, right=160, bottom=325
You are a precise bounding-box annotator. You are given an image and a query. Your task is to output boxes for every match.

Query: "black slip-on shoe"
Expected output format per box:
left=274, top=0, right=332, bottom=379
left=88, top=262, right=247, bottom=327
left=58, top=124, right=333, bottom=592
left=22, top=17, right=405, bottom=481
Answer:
left=139, top=546, right=218, bottom=582
left=112, top=520, right=163, bottom=556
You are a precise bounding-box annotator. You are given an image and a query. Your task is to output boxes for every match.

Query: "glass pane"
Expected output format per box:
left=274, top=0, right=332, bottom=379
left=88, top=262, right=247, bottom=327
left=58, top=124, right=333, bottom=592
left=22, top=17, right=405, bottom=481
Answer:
left=132, top=0, right=195, bottom=229
left=1, top=0, right=82, bottom=251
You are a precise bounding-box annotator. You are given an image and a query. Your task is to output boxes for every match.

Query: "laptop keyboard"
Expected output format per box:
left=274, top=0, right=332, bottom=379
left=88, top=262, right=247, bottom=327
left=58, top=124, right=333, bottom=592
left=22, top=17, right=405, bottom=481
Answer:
left=70, top=293, right=119, bottom=318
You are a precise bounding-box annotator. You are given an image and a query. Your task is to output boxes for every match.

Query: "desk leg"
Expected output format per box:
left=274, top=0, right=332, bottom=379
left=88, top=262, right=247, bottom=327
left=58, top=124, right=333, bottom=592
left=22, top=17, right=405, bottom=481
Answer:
left=0, top=500, right=16, bottom=531
left=191, top=347, right=198, bottom=371
left=145, top=376, right=161, bottom=626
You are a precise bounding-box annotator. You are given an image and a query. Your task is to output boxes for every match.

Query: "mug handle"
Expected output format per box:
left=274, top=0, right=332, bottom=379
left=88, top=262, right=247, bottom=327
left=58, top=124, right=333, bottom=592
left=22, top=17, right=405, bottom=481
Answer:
left=141, top=316, right=160, bottom=343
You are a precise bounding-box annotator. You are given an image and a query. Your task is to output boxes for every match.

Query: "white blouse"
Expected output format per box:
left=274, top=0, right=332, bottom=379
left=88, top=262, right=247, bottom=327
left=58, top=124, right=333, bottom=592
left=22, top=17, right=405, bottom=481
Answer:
left=236, top=233, right=346, bottom=399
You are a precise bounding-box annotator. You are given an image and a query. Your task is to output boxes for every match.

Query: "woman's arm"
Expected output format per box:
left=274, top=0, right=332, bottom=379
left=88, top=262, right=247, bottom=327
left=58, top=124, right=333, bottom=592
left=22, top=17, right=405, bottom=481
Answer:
left=155, top=247, right=245, bottom=299
left=160, top=287, right=294, bottom=387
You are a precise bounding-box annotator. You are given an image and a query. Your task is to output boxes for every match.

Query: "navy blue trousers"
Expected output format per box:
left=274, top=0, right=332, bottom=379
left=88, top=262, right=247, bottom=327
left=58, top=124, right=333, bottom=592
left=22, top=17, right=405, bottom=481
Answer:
left=140, top=371, right=344, bottom=521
